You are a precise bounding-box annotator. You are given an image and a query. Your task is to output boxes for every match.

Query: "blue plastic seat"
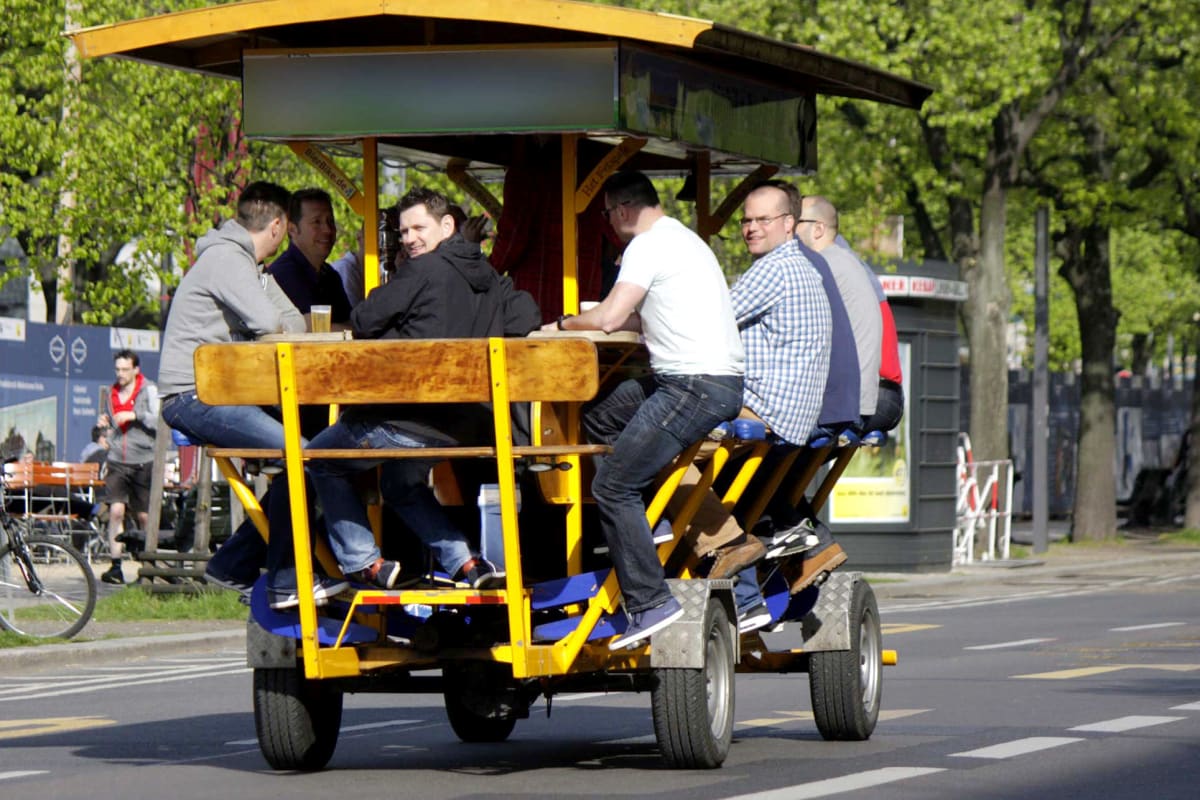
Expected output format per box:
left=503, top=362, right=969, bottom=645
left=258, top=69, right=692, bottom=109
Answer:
left=170, top=428, right=198, bottom=447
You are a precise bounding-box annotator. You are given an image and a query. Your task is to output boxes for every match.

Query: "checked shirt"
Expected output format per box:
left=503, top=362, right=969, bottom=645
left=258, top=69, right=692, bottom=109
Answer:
left=729, top=238, right=831, bottom=445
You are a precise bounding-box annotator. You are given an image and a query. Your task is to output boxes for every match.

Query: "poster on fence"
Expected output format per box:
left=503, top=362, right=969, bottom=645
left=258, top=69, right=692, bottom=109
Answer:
left=828, top=343, right=912, bottom=524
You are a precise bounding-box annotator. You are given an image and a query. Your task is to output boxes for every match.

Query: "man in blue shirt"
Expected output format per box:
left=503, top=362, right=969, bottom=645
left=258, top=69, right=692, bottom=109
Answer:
left=267, top=188, right=353, bottom=328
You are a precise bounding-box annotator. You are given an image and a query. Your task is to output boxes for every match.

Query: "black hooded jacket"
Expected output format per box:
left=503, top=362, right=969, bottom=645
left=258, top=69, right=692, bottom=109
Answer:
left=350, top=234, right=539, bottom=340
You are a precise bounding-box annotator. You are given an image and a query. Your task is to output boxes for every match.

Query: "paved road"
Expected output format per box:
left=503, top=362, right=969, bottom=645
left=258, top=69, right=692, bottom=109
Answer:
left=1, top=551, right=1197, bottom=799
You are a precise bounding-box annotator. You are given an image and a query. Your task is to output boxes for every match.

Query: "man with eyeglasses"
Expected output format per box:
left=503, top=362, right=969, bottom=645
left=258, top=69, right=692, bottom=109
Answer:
left=545, top=170, right=745, bottom=650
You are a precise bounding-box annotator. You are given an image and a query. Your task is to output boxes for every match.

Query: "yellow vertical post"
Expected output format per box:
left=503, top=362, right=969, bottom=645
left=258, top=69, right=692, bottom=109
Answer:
left=362, top=137, right=380, bottom=294
left=275, top=344, right=322, bottom=678
left=561, top=133, right=584, bottom=575
left=488, top=339, right=530, bottom=678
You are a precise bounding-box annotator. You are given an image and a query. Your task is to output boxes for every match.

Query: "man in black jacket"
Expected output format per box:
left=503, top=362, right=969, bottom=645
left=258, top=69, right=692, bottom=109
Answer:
left=279, top=189, right=540, bottom=603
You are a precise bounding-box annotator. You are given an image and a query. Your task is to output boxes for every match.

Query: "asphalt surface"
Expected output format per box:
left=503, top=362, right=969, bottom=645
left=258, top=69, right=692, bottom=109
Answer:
left=2, top=531, right=1193, bottom=671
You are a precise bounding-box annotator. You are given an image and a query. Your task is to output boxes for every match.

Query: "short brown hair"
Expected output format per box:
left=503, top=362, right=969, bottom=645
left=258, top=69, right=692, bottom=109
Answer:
left=236, top=181, right=291, bottom=232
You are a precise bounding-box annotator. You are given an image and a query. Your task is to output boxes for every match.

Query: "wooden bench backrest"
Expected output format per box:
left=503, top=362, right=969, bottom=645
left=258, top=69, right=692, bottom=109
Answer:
left=194, top=338, right=600, bottom=407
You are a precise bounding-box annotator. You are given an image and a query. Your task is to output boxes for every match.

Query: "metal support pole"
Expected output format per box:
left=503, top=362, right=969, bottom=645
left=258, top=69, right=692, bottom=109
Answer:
left=1032, top=207, right=1050, bottom=553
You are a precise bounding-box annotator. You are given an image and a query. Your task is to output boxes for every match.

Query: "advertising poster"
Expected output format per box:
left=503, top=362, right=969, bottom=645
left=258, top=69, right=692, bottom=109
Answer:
left=828, top=342, right=912, bottom=524
left=0, top=319, right=160, bottom=463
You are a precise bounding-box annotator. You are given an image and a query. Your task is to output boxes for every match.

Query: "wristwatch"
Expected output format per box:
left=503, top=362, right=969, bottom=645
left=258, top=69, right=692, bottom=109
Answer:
left=556, top=314, right=573, bottom=330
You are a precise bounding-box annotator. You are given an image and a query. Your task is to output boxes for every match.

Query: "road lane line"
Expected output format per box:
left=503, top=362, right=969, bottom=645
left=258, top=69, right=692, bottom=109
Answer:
left=718, top=767, right=945, bottom=799
left=0, top=771, right=48, bottom=782
left=0, top=716, right=115, bottom=741
left=1014, top=664, right=1200, bottom=680
left=883, top=576, right=1147, bottom=613
left=1170, top=701, right=1200, bottom=711
left=950, top=737, right=1082, bottom=759
left=965, top=638, right=1055, bottom=650
left=1069, top=715, right=1186, bottom=733
left=0, top=667, right=249, bottom=701
left=738, top=709, right=929, bottom=728
left=1110, top=622, right=1186, bottom=632
left=225, top=718, right=421, bottom=745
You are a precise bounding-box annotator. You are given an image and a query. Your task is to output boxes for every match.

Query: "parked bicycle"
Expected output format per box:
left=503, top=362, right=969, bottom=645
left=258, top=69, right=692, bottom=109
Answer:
left=1, top=459, right=98, bottom=639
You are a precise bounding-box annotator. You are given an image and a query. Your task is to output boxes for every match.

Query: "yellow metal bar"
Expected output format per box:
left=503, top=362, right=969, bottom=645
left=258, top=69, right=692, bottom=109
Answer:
left=719, top=442, right=770, bottom=510
left=447, top=158, right=503, bottom=219
left=739, top=446, right=802, bottom=534
left=574, top=138, right=646, bottom=213
left=214, top=457, right=269, bottom=538
left=811, top=448, right=858, bottom=513
left=645, top=439, right=703, bottom=527
left=787, top=445, right=832, bottom=507
left=564, top=402, right=583, bottom=575
left=275, top=344, right=324, bottom=679
left=288, top=142, right=364, bottom=215
left=664, top=443, right=731, bottom=579
left=561, top=133, right=579, bottom=315
left=362, top=137, right=380, bottom=294
left=488, top=338, right=533, bottom=678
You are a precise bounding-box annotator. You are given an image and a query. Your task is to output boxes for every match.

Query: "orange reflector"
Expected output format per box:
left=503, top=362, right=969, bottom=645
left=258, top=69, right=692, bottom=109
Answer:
left=882, top=649, right=898, bottom=666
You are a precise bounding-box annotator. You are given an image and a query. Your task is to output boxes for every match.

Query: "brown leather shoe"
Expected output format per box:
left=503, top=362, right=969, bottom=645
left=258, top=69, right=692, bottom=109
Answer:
left=786, top=543, right=848, bottom=593
left=708, top=535, right=768, bottom=579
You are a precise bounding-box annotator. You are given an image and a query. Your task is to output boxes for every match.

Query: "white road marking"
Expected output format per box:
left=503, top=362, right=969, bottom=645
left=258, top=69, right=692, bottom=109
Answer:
left=0, top=666, right=248, bottom=702
left=1069, top=715, right=1186, bottom=733
left=554, top=692, right=612, bottom=702
left=1170, top=701, right=1200, bottom=711
left=224, top=718, right=421, bottom=746
left=950, top=737, right=1082, bottom=759
left=1110, top=622, right=1186, bottom=632
left=719, top=767, right=945, bottom=799
left=964, top=638, right=1055, bottom=650
left=0, top=771, right=48, bottom=782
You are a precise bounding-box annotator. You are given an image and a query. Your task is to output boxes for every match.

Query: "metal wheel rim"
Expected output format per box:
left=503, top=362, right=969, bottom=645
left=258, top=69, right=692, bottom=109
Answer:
left=705, top=619, right=732, bottom=739
left=858, top=607, right=881, bottom=714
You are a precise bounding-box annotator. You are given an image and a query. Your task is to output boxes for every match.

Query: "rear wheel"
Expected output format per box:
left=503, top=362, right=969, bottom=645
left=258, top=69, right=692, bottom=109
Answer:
left=809, top=579, right=882, bottom=740
left=443, top=663, right=519, bottom=743
left=253, top=665, right=342, bottom=770
left=651, top=598, right=735, bottom=769
left=0, top=533, right=97, bottom=639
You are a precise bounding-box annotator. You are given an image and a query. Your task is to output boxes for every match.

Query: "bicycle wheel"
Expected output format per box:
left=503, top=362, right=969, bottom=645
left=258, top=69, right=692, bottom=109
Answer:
left=0, top=533, right=98, bottom=639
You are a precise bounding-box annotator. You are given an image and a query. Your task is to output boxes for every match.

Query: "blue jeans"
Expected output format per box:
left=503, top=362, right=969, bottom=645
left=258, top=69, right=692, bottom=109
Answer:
left=308, top=411, right=474, bottom=577
left=162, top=392, right=305, bottom=587
left=584, top=373, right=743, bottom=613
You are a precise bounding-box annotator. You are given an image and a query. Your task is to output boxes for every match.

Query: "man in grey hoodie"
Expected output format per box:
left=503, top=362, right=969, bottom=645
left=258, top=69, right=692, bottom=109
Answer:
left=160, top=181, right=347, bottom=603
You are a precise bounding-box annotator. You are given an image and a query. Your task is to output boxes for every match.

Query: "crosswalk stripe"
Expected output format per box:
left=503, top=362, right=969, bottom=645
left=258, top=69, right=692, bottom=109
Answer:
left=950, top=737, right=1082, bottom=759
left=719, top=767, right=945, bottom=799
left=1069, top=715, right=1185, bottom=733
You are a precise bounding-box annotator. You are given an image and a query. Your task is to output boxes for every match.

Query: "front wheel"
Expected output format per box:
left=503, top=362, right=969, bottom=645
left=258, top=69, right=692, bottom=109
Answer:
left=809, top=579, right=882, bottom=740
left=0, top=533, right=97, bottom=639
left=443, top=663, right=519, bottom=743
left=253, top=666, right=343, bottom=771
left=651, top=597, right=735, bottom=769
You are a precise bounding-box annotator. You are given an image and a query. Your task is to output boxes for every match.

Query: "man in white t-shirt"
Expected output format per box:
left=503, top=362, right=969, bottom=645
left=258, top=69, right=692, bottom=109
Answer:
left=543, top=170, right=745, bottom=649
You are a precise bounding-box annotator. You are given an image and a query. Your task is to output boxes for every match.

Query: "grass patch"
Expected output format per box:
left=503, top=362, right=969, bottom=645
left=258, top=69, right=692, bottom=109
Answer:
left=1155, top=528, right=1200, bottom=546
left=92, top=586, right=247, bottom=622
left=1009, top=544, right=1031, bottom=560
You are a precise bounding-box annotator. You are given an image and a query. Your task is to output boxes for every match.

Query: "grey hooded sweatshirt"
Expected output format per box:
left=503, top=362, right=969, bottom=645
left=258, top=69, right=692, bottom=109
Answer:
left=158, top=219, right=305, bottom=396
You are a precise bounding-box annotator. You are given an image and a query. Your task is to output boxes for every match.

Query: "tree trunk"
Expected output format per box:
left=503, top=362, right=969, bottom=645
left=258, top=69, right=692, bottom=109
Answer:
left=1059, top=222, right=1118, bottom=541
left=964, top=176, right=1011, bottom=463
left=1184, top=328, right=1200, bottom=529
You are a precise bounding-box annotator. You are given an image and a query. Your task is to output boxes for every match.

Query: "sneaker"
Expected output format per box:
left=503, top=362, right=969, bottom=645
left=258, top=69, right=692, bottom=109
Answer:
left=203, top=564, right=256, bottom=595
left=348, top=558, right=403, bottom=589
left=609, top=596, right=685, bottom=650
left=737, top=602, right=774, bottom=634
left=764, top=518, right=821, bottom=560
left=708, top=535, right=768, bottom=580
left=268, top=575, right=351, bottom=610
left=100, top=563, right=125, bottom=585
left=455, top=557, right=506, bottom=590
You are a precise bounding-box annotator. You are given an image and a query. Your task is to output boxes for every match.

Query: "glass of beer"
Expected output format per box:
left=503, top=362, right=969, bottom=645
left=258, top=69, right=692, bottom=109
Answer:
left=310, top=304, right=332, bottom=333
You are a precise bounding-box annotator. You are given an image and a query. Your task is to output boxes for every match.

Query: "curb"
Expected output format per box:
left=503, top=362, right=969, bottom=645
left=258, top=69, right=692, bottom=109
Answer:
left=0, top=628, right=245, bottom=671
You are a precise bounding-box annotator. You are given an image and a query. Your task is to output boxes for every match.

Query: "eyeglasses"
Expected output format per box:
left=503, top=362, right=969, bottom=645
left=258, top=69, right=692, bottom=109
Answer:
left=602, top=201, right=631, bottom=221
left=739, top=213, right=791, bottom=228
left=794, top=218, right=824, bottom=226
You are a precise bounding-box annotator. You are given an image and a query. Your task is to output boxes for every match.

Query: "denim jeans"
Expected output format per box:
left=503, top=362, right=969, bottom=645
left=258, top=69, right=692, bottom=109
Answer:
left=163, top=392, right=307, bottom=588
left=307, top=410, right=474, bottom=577
left=584, top=373, right=743, bottom=613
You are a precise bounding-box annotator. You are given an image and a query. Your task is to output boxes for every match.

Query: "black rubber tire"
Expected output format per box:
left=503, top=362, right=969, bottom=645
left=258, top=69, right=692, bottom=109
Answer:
left=0, top=533, right=97, bottom=639
left=651, top=598, right=735, bottom=769
left=443, top=665, right=519, bottom=743
left=253, top=666, right=342, bottom=771
left=809, top=579, right=882, bottom=741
